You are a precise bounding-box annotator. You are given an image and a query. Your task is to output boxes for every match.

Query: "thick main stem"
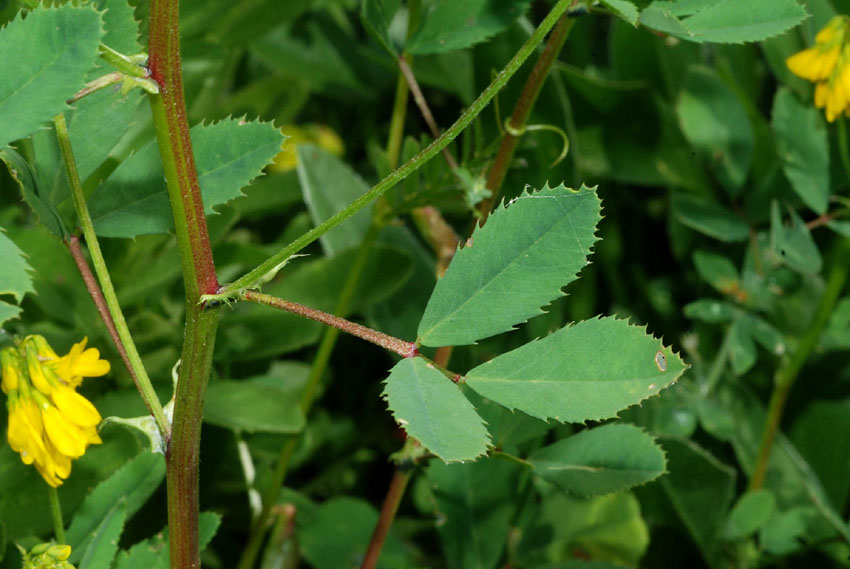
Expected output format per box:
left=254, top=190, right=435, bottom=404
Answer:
left=148, top=2, right=221, bottom=569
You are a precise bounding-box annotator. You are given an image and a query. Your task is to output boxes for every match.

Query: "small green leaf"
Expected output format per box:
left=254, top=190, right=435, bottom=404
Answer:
left=296, top=144, right=373, bottom=256
left=77, top=501, right=126, bottom=569
left=0, top=4, right=104, bottom=147
left=360, top=0, right=400, bottom=55
left=204, top=379, right=305, bottom=433
left=406, top=0, right=532, bottom=55
left=66, top=452, right=165, bottom=561
left=0, top=227, right=34, bottom=326
left=426, top=458, right=523, bottom=569
left=729, top=317, right=757, bottom=375
left=693, top=250, right=740, bottom=295
left=684, top=299, right=736, bottom=323
left=529, top=424, right=666, bottom=496
left=772, top=88, right=830, bottom=215
left=465, top=316, right=686, bottom=423
left=0, top=147, right=67, bottom=238
left=770, top=201, right=822, bottom=274
left=113, top=512, right=220, bottom=569
left=659, top=437, right=736, bottom=566
left=672, top=193, right=749, bottom=242
left=89, top=118, right=285, bottom=238
left=600, top=0, right=639, bottom=26
left=418, top=184, right=601, bottom=347
left=299, top=498, right=410, bottom=569
left=759, top=506, right=816, bottom=555
left=640, top=0, right=807, bottom=44
left=723, top=489, right=777, bottom=540
left=382, top=357, right=490, bottom=462
left=676, top=66, right=753, bottom=194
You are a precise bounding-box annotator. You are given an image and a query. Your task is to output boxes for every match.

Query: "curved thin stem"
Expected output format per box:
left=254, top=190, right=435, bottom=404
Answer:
left=54, top=114, right=170, bottom=437
left=221, top=0, right=576, bottom=296
left=360, top=469, right=412, bottom=569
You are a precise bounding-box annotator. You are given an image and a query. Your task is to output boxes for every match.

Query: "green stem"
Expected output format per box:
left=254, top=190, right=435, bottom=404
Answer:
left=53, top=114, right=170, bottom=438
left=98, top=43, right=150, bottom=78
left=221, top=0, right=575, bottom=296
left=238, top=225, right=382, bottom=569
left=386, top=71, right=409, bottom=170
left=477, top=12, right=576, bottom=219
left=749, top=237, right=850, bottom=490
left=705, top=323, right=735, bottom=394
left=47, top=486, right=65, bottom=544
left=148, top=2, right=222, bottom=568
left=839, top=117, right=850, bottom=188
left=360, top=469, right=412, bottom=569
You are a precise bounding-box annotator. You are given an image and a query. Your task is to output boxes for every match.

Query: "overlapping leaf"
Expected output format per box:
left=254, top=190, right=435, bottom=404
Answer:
left=406, top=0, right=532, bottom=55
left=640, top=0, right=807, bottom=44
left=465, top=316, right=686, bottom=423
left=382, top=357, right=489, bottom=462
left=529, top=424, right=666, bottom=496
left=0, top=4, right=104, bottom=148
left=0, top=228, right=34, bottom=326
left=89, top=118, right=284, bottom=237
left=418, top=184, right=601, bottom=347
left=204, top=379, right=305, bottom=433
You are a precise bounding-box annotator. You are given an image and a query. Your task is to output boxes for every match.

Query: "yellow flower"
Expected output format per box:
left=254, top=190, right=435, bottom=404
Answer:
left=51, top=337, right=110, bottom=388
left=268, top=124, right=345, bottom=173
left=19, top=541, right=75, bottom=569
left=2, top=336, right=110, bottom=487
left=787, top=16, right=850, bottom=122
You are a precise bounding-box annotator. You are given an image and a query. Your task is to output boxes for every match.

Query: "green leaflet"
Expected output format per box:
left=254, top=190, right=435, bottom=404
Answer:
left=600, top=0, right=639, bottom=26
left=0, top=147, right=68, bottom=238
left=89, top=118, right=284, bottom=238
left=772, top=88, right=830, bottom=215
left=77, top=501, right=127, bottom=569
left=0, top=228, right=34, bottom=326
left=770, top=201, right=822, bottom=274
left=113, top=512, right=220, bottom=569
left=426, top=459, right=523, bottom=569
left=296, top=144, right=373, bottom=256
left=418, top=184, right=601, bottom=347
left=66, top=452, right=166, bottom=562
left=382, top=357, right=490, bottom=462
left=659, top=437, right=736, bottom=566
left=360, top=0, right=401, bottom=56
left=204, top=379, right=305, bottom=433
left=675, top=66, right=753, bottom=195
left=723, top=489, right=777, bottom=540
left=671, top=193, right=749, bottom=242
left=299, top=498, right=410, bottom=569
left=465, top=316, right=686, bottom=423
left=639, top=0, right=807, bottom=44
left=0, top=4, right=104, bottom=148
left=529, top=423, right=666, bottom=496
left=406, top=0, right=532, bottom=55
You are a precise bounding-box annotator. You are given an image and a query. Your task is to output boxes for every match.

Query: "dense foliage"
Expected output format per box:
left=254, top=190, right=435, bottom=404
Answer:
left=1, top=0, right=849, bottom=568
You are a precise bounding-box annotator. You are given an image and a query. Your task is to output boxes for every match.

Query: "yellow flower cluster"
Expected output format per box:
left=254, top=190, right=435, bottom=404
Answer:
left=787, top=15, right=850, bottom=122
left=2, top=336, right=110, bottom=487
left=18, top=542, right=74, bottom=569
left=269, top=123, right=345, bottom=172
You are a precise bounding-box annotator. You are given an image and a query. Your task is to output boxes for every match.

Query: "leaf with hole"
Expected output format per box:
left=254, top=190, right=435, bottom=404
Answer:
left=465, top=316, right=686, bottom=423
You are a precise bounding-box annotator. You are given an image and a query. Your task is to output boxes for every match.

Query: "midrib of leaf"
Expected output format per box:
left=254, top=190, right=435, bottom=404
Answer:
left=421, top=194, right=589, bottom=339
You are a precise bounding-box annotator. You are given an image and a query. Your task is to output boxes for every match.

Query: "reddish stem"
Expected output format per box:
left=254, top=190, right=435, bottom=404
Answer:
left=66, top=236, right=136, bottom=383
left=360, top=469, right=412, bottom=569
left=243, top=291, right=418, bottom=358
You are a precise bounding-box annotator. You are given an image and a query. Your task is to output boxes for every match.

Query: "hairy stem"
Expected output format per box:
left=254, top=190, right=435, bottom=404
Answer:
left=54, top=114, right=170, bottom=437
left=361, top=469, right=412, bottom=569
left=749, top=238, right=850, bottom=489
left=148, top=1, right=221, bottom=568
left=221, top=0, right=576, bottom=296
left=477, top=13, right=576, bottom=219
left=243, top=291, right=416, bottom=358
